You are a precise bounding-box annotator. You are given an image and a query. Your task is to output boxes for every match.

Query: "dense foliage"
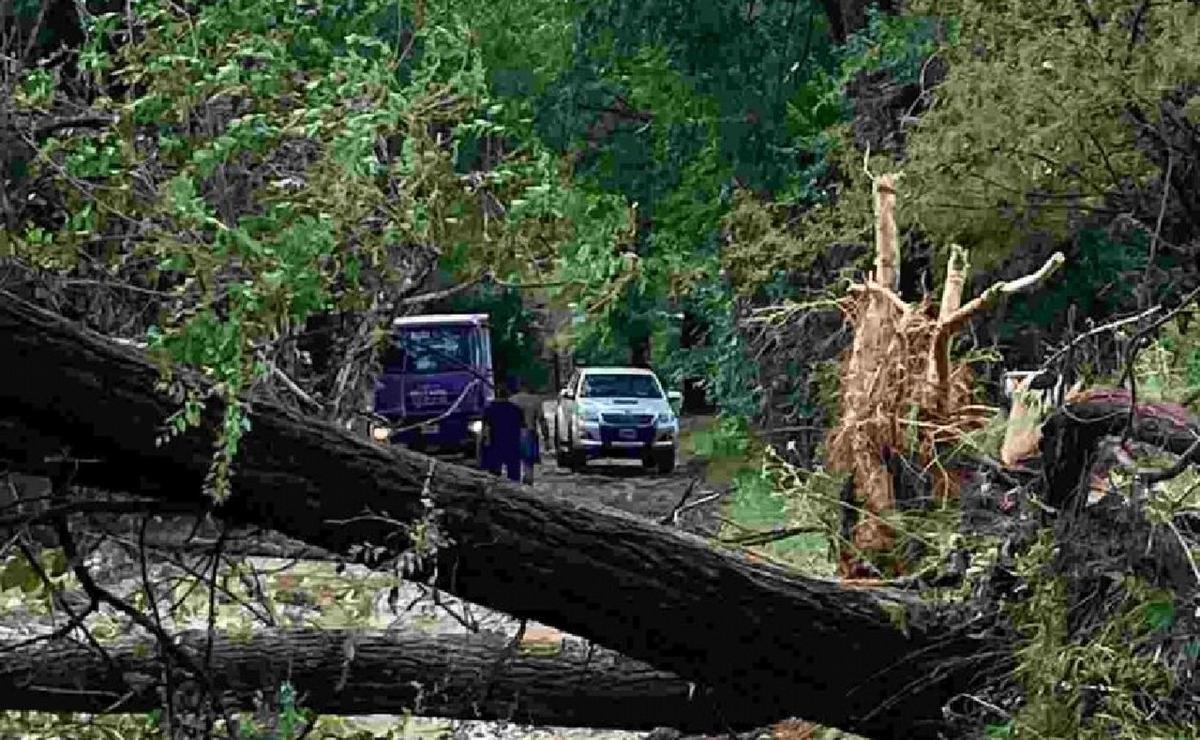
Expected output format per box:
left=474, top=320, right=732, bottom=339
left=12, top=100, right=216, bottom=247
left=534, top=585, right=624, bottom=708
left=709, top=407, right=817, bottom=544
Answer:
left=5, top=0, right=623, bottom=494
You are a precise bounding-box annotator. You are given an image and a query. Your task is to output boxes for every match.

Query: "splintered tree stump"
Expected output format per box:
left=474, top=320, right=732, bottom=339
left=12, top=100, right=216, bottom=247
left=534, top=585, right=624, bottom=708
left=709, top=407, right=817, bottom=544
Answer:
left=826, top=173, right=1065, bottom=578
left=832, top=173, right=904, bottom=566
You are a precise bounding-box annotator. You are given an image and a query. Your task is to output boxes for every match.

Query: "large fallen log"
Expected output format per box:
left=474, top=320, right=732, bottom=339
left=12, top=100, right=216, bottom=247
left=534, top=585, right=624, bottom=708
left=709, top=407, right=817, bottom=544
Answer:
left=0, top=627, right=725, bottom=730
left=0, top=291, right=1004, bottom=739
left=0, top=476, right=341, bottom=560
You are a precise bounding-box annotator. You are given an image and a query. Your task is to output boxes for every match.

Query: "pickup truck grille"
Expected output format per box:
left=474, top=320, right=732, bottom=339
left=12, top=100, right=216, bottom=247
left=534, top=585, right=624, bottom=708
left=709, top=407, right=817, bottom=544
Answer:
left=601, top=412, right=654, bottom=426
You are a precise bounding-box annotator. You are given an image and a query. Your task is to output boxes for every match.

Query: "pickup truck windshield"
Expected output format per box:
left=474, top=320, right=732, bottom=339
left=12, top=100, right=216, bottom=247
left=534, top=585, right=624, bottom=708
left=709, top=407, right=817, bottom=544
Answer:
left=385, top=327, right=473, bottom=375
left=580, top=374, right=663, bottom=399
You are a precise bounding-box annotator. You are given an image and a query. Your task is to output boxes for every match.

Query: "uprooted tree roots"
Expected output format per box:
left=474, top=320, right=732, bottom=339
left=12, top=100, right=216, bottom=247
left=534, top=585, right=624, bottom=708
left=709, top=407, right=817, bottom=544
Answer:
left=826, top=172, right=1064, bottom=578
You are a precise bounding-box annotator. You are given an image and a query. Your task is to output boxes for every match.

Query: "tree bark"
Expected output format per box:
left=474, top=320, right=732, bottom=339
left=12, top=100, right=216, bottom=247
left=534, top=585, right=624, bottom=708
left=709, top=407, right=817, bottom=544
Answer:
left=1039, top=390, right=1200, bottom=513
left=821, top=1, right=896, bottom=44
left=0, top=290, right=1002, bottom=739
left=0, top=627, right=737, bottom=730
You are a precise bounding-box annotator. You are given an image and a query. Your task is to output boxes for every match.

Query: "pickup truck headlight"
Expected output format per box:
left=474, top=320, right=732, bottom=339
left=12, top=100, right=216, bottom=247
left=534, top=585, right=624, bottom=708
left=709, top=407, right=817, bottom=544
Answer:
left=371, top=426, right=391, bottom=442
left=577, top=406, right=599, bottom=422
left=468, top=420, right=483, bottom=435
left=656, top=410, right=675, bottom=425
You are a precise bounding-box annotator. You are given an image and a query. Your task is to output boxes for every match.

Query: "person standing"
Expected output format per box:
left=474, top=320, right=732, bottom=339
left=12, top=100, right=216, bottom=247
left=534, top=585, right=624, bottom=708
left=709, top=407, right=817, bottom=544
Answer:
left=510, top=376, right=551, bottom=484
left=481, top=377, right=525, bottom=483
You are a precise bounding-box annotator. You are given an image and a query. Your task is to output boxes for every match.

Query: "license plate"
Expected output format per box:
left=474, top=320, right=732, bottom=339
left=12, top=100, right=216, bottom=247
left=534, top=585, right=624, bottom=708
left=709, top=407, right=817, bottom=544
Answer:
left=421, top=423, right=440, bottom=435
left=618, top=428, right=637, bottom=440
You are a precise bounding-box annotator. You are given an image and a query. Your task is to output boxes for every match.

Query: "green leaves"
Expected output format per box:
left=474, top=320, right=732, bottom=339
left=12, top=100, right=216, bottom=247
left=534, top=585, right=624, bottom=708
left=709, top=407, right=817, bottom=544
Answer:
left=839, top=6, right=942, bottom=84
left=901, top=0, right=1200, bottom=269
left=0, top=549, right=68, bottom=596
left=1142, top=599, right=1176, bottom=632
left=60, top=134, right=123, bottom=180
left=11, top=0, right=599, bottom=498
left=15, top=68, right=55, bottom=108
left=0, top=556, right=43, bottom=595
left=164, top=175, right=215, bottom=226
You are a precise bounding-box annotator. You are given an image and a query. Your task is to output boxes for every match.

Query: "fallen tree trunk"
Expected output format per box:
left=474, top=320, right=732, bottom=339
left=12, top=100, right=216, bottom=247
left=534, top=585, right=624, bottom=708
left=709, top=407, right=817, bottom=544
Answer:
left=0, top=291, right=1004, bottom=739
left=84, top=513, right=342, bottom=561
left=0, top=627, right=730, bottom=730
left=0, top=472, right=339, bottom=560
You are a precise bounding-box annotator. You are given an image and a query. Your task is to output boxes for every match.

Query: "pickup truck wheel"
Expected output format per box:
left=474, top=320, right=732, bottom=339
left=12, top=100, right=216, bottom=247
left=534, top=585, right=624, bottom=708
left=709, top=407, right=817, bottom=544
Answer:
left=655, top=451, right=676, bottom=475
left=570, top=449, right=587, bottom=472
left=567, top=432, right=586, bottom=472
left=554, top=419, right=570, bottom=468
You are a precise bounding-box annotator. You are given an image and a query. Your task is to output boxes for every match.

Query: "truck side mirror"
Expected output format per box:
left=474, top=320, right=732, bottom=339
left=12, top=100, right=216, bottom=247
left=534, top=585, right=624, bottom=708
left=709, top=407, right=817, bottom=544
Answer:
left=667, top=390, right=682, bottom=403
left=560, top=388, right=574, bottom=399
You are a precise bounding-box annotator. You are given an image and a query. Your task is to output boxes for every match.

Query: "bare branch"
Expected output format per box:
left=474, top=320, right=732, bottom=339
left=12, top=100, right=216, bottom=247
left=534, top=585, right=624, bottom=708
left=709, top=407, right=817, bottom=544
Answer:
left=872, top=173, right=899, bottom=290
left=1040, top=305, right=1161, bottom=371
left=1137, top=434, right=1200, bottom=485
left=847, top=280, right=910, bottom=315
left=940, top=251, right=1066, bottom=333
left=397, top=272, right=488, bottom=306
left=31, top=115, right=119, bottom=141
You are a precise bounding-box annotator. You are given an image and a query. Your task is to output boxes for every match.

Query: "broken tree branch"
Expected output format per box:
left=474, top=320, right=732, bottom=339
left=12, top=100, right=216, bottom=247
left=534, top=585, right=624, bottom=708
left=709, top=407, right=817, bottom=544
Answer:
left=872, top=173, right=900, bottom=291
left=940, top=251, right=1066, bottom=335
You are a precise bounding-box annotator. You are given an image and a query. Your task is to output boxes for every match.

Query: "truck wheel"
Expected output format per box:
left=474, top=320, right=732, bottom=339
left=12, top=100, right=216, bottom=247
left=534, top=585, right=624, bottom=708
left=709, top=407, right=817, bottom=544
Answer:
left=655, top=451, right=676, bottom=475
left=570, top=450, right=587, bottom=472
left=567, top=434, right=586, bottom=472
left=553, top=419, right=567, bottom=467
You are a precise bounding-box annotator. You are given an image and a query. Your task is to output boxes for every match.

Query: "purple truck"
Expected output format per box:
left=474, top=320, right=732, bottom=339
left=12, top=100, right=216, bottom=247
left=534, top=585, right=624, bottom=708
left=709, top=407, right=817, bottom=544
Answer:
left=370, top=313, right=495, bottom=457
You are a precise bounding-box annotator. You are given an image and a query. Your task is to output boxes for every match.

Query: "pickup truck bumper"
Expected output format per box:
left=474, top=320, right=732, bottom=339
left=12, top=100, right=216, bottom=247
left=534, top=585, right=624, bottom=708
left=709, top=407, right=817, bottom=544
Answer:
left=571, top=422, right=676, bottom=458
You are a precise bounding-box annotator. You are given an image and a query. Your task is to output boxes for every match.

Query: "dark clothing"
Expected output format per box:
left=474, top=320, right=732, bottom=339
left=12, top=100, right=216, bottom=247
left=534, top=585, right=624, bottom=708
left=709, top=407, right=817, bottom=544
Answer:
left=487, top=456, right=522, bottom=482
left=482, top=398, right=524, bottom=482
left=520, top=429, right=539, bottom=462
left=482, top=399, right=524, bottom=457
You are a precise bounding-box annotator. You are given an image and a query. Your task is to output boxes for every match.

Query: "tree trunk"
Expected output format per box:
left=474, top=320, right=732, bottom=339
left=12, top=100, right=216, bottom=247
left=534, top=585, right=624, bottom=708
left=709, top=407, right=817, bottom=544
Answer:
left=680, top=310, right=714, bottom=414
left=821, top=1, right=894, bottom=44
left=0, top=627, right=741, bottom=730
left=630, top=333, right=651, bottom=368
left=832, top=173, right=903, bottom=565
left=820, top=0, right=847, bottom=44
left=0, top=290, right=1003, bottom=739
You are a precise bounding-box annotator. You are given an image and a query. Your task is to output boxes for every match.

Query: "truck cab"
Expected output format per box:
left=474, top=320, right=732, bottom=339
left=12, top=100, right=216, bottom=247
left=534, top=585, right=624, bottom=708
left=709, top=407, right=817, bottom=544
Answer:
left=371, top=314, right=494, bottom=456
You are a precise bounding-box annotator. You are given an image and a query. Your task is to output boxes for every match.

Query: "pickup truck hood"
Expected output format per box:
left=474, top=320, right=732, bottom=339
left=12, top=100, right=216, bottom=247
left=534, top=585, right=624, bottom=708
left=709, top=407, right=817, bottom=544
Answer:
left=578, top=398, right=672, bottom=415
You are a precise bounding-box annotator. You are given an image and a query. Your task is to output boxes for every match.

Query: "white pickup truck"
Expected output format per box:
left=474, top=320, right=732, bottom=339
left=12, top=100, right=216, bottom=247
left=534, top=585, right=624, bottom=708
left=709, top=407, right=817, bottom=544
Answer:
left=553, top=366, right=681, bottom=474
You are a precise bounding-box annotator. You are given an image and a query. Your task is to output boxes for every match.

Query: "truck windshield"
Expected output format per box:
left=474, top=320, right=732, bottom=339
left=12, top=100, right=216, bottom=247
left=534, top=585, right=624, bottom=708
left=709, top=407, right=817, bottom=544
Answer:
left=580, top=374, right=663, bottom=399
left=386, top=326, right=474, bottom=375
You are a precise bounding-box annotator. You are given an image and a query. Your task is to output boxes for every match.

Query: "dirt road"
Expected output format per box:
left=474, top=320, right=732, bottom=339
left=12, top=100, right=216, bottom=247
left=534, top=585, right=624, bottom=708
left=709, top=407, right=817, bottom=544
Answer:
left=530, top=403, right=723, bottom=536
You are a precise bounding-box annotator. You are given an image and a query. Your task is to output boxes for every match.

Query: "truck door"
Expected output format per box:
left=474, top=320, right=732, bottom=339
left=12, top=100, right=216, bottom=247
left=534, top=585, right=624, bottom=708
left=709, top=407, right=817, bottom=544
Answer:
left=556, top=369, right=580, bottom=445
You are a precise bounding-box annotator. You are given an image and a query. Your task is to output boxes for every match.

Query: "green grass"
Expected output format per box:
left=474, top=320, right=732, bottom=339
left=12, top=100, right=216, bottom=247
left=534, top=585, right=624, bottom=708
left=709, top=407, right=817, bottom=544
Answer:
left=725, top=469, right=835, bottom=574
left=682, top=414, right=835, bottom=574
